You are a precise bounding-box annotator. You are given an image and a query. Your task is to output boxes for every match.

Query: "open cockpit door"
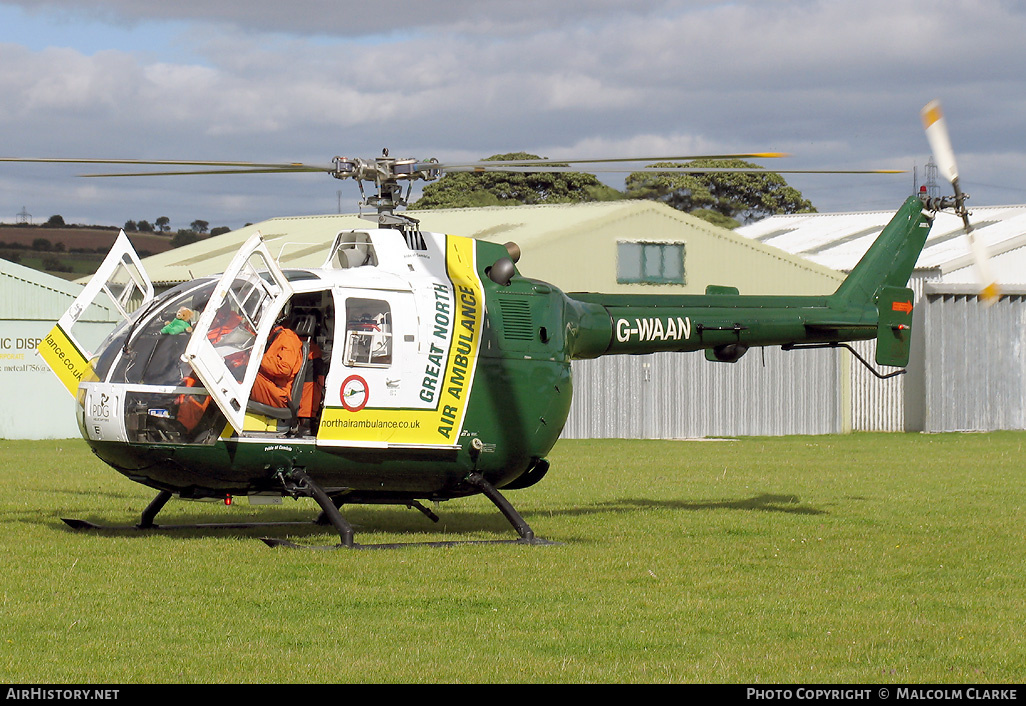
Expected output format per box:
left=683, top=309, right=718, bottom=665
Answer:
left=40, top=230, right=154, bottom=395
left=183, top=232, right=294, bottom=434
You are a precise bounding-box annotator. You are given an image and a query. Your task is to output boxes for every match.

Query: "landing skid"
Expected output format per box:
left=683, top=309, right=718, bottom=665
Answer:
left=61, top=517, right=328, bottom=532
left=264, top=471, right=556, bottom=549
left=60, top=486, right=346, bottom=535
left=259, top=536, right=555, bottom=550
left=61, top=472, right=556, bottom=549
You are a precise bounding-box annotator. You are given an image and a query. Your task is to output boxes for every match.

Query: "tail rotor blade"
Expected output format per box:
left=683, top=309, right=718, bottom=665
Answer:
left=967, top=230, right=1001, bottom=305
left=921, top=100, right=960, bottom=185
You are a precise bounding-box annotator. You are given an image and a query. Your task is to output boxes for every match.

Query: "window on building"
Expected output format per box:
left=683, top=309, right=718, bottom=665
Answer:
left=616, top=241, right=686, bottom=284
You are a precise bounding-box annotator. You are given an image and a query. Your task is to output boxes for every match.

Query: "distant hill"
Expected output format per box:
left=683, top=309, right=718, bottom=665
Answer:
left=0, top=224, right=176, bottom=280
left=0, top=224, right=175, bottom=255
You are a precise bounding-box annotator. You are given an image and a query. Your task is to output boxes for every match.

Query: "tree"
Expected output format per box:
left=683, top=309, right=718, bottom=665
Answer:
left=124, top=220, right=138, bottom=232
left=190, top=220, right=209, bottom=234
left=137, top=220, right=153, bottom=232
left=688, top=209, right=742, bottom=230
left=410, top=153, right=623, bottom=210
left=625, top=159, right=815, bottom=224
left=42, top=255, right=71, bottom=273
left=171, top=230, right=202, bottom=248
left=44, top=214, right=65, bottom=228
left=155, top=216, right=171, bottom=233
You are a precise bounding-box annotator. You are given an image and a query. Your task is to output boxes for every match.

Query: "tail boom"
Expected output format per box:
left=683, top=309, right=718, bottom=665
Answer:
left=565, top=196, right=931, bottom=365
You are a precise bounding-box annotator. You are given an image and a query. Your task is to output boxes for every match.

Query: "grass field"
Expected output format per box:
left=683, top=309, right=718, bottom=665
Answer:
left=1, top=433, right=1024, bottom=684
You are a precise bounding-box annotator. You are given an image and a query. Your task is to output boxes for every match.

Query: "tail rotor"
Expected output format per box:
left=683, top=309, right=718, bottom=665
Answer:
left=920, top=100, right=1000, bottom=304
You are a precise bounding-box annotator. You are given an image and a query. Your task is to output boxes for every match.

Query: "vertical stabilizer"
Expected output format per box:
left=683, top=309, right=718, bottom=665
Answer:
left=831, top=195, right=931, bottom=307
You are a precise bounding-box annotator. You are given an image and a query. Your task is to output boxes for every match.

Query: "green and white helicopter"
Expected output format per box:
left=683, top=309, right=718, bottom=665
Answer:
left=8, top=101, right=996, bottom=548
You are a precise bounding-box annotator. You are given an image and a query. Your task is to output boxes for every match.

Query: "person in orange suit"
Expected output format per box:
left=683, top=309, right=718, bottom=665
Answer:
left=207, top=304, right=245, bottom=344
left=249, top=323, right=303, bottom=408
left=175, top=302, right=253, bottom=433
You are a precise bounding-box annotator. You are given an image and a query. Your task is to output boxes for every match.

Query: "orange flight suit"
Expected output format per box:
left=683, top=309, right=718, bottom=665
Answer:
left=249, top=325, right=304, bottom=408
left=208, top=308, right=245, bottom=343
left=175, top=308, right=252, bottom=432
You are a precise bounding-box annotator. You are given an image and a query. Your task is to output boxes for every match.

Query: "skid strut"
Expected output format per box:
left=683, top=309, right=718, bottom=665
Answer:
left=61, top=487, right=334, bottom=534
left=274, top=468, right=355, bottom=548
left=139, top=490, right=173, bottom=528
left=465, top=472, right=536, bottom=542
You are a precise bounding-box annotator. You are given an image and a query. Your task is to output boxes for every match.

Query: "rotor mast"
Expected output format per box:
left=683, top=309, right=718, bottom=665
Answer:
left=330, top=149, right=440, bottom=230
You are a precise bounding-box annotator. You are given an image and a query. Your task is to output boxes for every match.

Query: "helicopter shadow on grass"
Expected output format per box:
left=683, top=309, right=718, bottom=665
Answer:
left=7, top=487, right=158, bottom=530
left=551, top=493, right=829, bottom=519
left=42, top=494, right=826, bottom=548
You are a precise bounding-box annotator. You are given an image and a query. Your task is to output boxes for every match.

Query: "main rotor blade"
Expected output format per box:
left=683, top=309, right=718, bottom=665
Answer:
left=0, top=157, right=331, bottom=169
left=442, top=165, right=904, bottom=174
left=1, top=155, right=903, bottom=177
left=431, top=153, right=790, bottom=169
left=0, top=157, right=336, bottom=178
left=80, top=166, right=331, bottom=177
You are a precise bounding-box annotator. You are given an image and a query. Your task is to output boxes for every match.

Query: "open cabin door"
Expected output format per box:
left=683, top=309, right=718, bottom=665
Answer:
left=183, top=232, right=294, bottom=434
left=40, top=230, right=154, bottom=395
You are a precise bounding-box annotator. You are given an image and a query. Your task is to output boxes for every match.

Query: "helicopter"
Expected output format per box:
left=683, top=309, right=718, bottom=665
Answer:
left=7, top=101, right=994, bottom=549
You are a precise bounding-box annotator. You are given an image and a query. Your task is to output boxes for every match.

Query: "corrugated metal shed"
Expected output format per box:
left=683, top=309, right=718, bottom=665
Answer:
left=736, top=203, right=1026, bottom=284
left=0, top=258, right=119, bottom=439
left=1, top=257, right=118, bottom=322
left=737, top=203, right=1026, bottom=432
left=922, top=283, right=1026, bottom=432
left=563, top=345, right=844, bottom=439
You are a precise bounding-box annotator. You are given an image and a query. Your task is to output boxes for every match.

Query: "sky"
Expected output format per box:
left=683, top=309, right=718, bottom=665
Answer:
left=1, top=0, right=1025, bottom=231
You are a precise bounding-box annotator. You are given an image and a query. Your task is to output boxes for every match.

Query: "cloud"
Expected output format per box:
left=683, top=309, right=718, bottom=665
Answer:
left=2, top=0, right=688, bottom=37
left=1, top=0, right=1025, bottom=227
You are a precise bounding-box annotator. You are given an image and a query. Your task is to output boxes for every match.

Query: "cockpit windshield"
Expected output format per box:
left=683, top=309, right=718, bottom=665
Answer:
left=79, top=253, right=336, bottom=445
left=102, top=281, right=212, bottom=384
left=83, top=278, right=267, bottom=445
left=92, top=277, right=268, bottom=387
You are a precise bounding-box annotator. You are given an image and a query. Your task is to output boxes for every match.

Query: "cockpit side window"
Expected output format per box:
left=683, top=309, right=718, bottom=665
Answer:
left=343, top=298, right=392, bottom=367
left=230, top=275, right=270, bottom=330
